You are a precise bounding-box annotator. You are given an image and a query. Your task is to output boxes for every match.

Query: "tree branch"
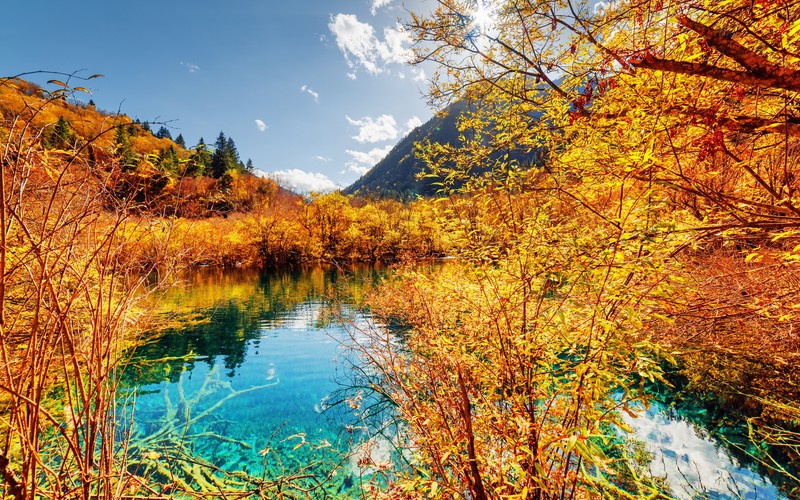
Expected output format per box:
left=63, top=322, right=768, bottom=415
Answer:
left=629, top=16, right=800, bottom=92
left=678, top=15, right=776, bottom=74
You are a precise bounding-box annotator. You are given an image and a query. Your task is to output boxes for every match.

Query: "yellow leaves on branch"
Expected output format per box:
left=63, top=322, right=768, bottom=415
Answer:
left=359, top=0, right=800, bottom=496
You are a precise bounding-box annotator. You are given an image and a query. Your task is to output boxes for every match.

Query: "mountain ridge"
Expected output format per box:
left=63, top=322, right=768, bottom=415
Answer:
left=345, top=99, right=544, bottom=198
left=344, top=100, right=469, bottom=198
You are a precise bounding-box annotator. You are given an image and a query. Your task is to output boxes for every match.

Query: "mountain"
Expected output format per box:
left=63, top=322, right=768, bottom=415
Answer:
left=345, top=99, right=544, bottom=198
left=344, top=100, right=469, bottom=198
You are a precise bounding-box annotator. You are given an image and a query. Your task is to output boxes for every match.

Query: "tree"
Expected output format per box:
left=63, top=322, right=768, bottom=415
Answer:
left=175, top=133, right=186, bottom=148
left=210, top=132, right=245, bottom=178
left=408, top=0, right=800, bottom=234
left=45, top=116, right=74, bottom=149
left=344, top=0, right=800, bottom=497
left=186, top=138, right=210, bottom=177
left=245, top=158, right=254, bottom=172
left=157, top=145, right=181, bottom=174
left=210, top=132, right=229, bottom=178
left=0, top=74, right=171, bottom=499
left=155, top=126, right=172, bottom=140
left=225, top=136, right=243, bottom=171
left=301, top=193, right=355, bottom=260
left=114, top=123, right=137, bottom=170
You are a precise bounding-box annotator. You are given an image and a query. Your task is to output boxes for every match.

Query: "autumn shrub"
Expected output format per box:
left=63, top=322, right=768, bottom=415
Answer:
left=648, top=245, right=800, bottom=491
left=350, top=176, right=692, bottom=498
left=374, top=0, right=800, bottom=496
left=344, top=199, right=448, bottom=263
left=0, top=77, right=170, bottom=499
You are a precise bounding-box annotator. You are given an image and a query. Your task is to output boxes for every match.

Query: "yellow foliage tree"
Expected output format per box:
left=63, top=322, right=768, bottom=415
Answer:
left=0, top=76, right=172, bottom=499
left=350, top=0, right=800, bottom=497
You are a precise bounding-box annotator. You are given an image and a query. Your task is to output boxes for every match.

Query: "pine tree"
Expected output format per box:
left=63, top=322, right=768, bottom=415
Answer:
left=46, top=116, right=74, bottom=149
left=187, top=139, right=210, bottom=176
left=157, top=145, right=181, bottom=173
left=175, top=133, right=186, bottom=148
left=225, top=136, right=241, bottom=169
left=155, top=126, right=172, bottom=140
left=210, top=132, right=228, bottom=178
left=210, top=132, right=246, bottom=177
left=246, top=158, right=254, bottom=172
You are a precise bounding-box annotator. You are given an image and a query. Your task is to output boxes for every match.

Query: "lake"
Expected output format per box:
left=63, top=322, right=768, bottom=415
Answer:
left=120, top=266, right=794, bottom=498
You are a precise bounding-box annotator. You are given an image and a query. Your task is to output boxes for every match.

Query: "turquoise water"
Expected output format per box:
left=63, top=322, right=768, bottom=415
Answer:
left=121, top=266, right=797, bottom=498
left=121, top=267, right=379, bottom=497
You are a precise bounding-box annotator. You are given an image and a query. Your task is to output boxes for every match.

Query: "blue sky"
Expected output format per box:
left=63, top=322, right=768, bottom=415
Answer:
left=2, top=0, right=434, bottom=192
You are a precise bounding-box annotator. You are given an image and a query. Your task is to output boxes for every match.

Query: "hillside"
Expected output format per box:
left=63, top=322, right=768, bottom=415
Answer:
left=344, top=101, right=467, bottom=198
left=0, top=76, right=286, bottom=217
left=345, top=99, right=544, bottom=198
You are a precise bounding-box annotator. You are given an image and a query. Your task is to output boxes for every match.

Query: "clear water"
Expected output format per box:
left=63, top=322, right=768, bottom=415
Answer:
left=120, top=267, right=378, bottom=497
left=625, top=401, right=787, bottom=499
left=120, top=266, right=796, bottom=498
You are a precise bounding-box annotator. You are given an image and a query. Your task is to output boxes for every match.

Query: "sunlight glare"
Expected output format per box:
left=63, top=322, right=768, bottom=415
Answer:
left=470, top=0, right=498, bottom=35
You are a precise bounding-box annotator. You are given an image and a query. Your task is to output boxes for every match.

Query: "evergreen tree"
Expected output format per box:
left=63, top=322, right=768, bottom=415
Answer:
left=155, top=126, right=172, bottom=140
left=246, top=158, right=254, bottom=172
left=46, top=116, right=74, bottom=149
left=225, top=136, right=240, bottom=167
left=187, top=139, right=210, bottom=176
left=210, top=132, right=228, bottom=178
left=157, top=145, right=181, bottom=173
left=114, top=125, right=137, bottom=170
left=210, top=132, right=246, bottom=178
left=142, top=121, right=151, bottom=133
left=175, top=133, right=186, bottom=148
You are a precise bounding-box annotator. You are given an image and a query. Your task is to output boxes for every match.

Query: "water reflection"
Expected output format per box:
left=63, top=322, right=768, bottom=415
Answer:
left=121, top=265, right=796, bottom=498
left=126, top=266, right=382, bottom=385
left=121, top=266, right=383, bottom=496
left=625, top=401, right=786, bottom=499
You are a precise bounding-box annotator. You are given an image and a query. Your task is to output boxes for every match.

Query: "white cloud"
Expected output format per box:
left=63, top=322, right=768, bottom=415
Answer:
left=594, top=0, right=621, bottom=14
left=301, top=84, right=319, bottom=103
left=346, top=114, right=398, bottom=143
left=345, top=145, right=393, bottom=174
left=254, top=119, right=268, bottom=132
left=314, top=155, right=332, bottom=162
left=180, top=61, right=200, bottom=73
left=328, top=14, right=412, bottom=76
left=412, top=68, right=427, bottom=82
left=371, top=0, right=393, bottom=15
left=347, top=164, right=371, bottom=175
left=268, top=169, right=338, bottom=193
left=405, top=116, right=423, bottom=134
left=379, top=24, right=413, bottom=64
